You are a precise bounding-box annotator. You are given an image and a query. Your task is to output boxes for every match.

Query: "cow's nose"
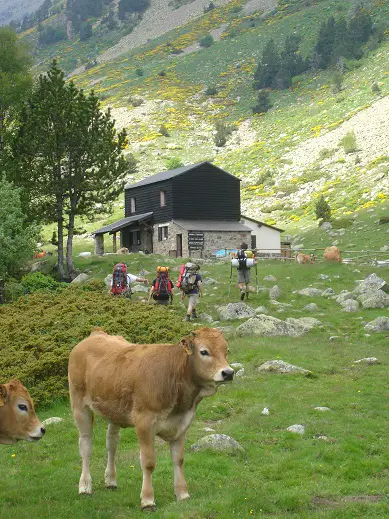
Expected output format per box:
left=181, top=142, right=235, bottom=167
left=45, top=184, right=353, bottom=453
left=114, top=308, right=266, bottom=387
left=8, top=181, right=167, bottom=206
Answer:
left=41, top=427, right=46, bottom=436
left=222, top=369, right=234, bottom=381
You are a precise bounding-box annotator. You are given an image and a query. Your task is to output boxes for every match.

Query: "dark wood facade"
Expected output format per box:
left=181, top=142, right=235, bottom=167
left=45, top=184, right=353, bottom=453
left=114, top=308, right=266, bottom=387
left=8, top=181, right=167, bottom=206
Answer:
left=124, top=162, right=240, bottom=223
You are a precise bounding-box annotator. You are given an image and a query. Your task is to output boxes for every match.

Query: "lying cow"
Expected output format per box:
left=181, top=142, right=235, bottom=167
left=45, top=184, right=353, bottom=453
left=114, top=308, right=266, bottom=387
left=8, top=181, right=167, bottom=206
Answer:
left=117, top=247, right=129, bottom=254
left=295, top=252, right=315, bottom=264
left=323, top=246, right=342, bottom=263
left=0, top=379, right=45, bottom=445
left=68, top=327, right=234, bottom=510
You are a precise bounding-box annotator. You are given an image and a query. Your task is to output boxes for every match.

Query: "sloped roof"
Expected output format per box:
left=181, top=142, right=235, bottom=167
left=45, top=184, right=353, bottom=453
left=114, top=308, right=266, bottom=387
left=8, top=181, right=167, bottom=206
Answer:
left=93, top=212, right=153, bottom=235
left=125, top=162, right=240, bottom=189
left=173, top=219, right=251, bottom=232
left=241, top=215, right=284, bottom=233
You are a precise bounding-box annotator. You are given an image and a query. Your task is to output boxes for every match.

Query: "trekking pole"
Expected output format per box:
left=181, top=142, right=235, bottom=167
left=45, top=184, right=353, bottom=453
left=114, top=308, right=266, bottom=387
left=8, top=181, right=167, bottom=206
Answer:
left=255, top=263, right=258, bottom=295
left=228, top=263, right=233, bottom=300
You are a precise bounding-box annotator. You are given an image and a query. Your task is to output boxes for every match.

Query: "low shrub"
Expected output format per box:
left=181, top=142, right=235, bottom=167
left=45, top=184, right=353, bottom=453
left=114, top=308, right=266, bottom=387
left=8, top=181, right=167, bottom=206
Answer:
left=378, top=216, right=389, bottom=225
left=159, top=124, right=170, bottom=137
left=135, top=68, right=144, bottom=77
left=20, top=272, right=64, bottom=293
left=331, top=218, right=353, bottom=229
left=319, top=148, right=336, bottom=160
left=339, top=130, right=358, bottom=154
left=199, top=34, right=214, bottom=48
left=205, top=85, right=218, bottom=96
left=0, top=289, right=191, bottom=408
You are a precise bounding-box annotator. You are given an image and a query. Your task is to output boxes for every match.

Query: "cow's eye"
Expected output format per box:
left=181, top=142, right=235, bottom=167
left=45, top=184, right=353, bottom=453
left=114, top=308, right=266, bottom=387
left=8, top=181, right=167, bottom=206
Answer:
left=18, top=404, right=28, bottom=412
left=200, top=350, right=209, bottom=356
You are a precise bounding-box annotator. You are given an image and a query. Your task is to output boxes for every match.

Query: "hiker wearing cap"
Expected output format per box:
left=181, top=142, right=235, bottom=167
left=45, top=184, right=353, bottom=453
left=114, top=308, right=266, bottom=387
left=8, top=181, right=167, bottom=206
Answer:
left=176, top=262, right=203, bottom=321
left=148, top=266, right=174, bottom=305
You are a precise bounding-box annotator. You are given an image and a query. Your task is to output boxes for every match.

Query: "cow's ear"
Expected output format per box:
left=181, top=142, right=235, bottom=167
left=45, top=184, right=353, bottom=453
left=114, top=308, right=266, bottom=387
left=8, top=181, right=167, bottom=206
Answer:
left=180, top=338, right=194, bottom=356
left=0, top=385, right=8, bottom=407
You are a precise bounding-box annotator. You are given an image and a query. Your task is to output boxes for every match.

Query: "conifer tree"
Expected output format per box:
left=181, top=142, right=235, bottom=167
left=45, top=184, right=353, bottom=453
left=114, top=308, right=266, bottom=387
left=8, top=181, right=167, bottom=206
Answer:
left=253, top=39, right=280, bottom=89
left=315, top=196, right=331, bottom=222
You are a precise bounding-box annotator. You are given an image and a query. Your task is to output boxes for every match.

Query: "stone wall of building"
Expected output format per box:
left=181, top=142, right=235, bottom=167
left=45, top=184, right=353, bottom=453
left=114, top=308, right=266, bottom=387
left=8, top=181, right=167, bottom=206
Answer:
left=201, top=230, right=251, bottom=258
left=152, top=221, right=189, bottom=256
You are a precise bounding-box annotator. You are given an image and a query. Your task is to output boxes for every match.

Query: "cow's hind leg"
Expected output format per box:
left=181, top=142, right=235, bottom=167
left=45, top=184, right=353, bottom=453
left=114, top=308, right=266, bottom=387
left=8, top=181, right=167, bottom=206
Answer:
left=74, top=405, right=94, bottom=495
left=170, top=434, right=190, bottom=501
left=135, top=422, right=157, bottom=510
left=105, top=422, right=121, bottom=489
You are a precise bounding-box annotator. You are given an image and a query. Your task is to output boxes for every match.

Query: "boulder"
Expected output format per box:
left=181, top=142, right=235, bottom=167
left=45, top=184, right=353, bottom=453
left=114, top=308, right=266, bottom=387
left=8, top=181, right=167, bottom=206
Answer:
left=191, top=434, right=244, bottom=452
left=285, top=317, right=322, bottom=333
left=78, top=251, right=92, bottom=257
left=286, top=424, right=305, bottom=435
left=203, top=277, right=219, bottom=285
left=364, top=317, right=389, bottom=332
left=198, top=312, right=214, bottom=323
left=314, top=407, right=330, bottom=412
left=263, top=275, right=277, bottom=282
left=71, top=273, right=89, bottom=284
left=31, top=260, right=48, bottom=273
left=255, top=306, right=268, bottom=314
left=298, top=288, right=324, bottom=297
left=257, top=360, right=311, bottom=375
left=237, top=315, right=320, bottom=337
left=341, top=299, right=360, bottom=312
left=320, top=222, right=332, bottom=231
left=357, top=290, right=389, bottom=309
left=42, top=417, right=64, bottom=426
left=131, top=284, right=148, bottom=293
left=355, top=273, right=389, bottom=294
left=217, top=303, right=256, bottom=321
left=336, top=292, right=356, bottom=304
left=269, top=285, right=281, bottom=300
left=354, top=357, right=378, bottom=364
left=322, top=288, right=336, bottom=297
left=304, top=303, right=319, bottom=311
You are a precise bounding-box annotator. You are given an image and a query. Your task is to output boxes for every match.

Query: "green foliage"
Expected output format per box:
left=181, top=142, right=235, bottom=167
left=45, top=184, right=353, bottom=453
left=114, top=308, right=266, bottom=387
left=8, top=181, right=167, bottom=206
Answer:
left=118, top=0, right=150, bottom=19
left=79, top=22, right=93, bottom=41
left=339, top=130, right=358, bottom=153
left=135, top=67, right=144, bottom=76
left=165, top=157, right=183, bottom=169
left=20, top=272, right=63, bottom=293
left=67, top=0, right=103, bottom=31
left=159, top=124, right=170, bottom=137
left=205, top=85, right=218, bottom=95
left=0, top=288, right=191, bottom=407
left=378, top=216, right=389, bottom=224
left=372, top=81, right=380, bottom=94
left=252, top=90, right=272, bottom=114
left=315, top=195, right=331, bottom=221
left=318, top=147, right=336, bottom=160
left=331, top=217, right=353, bottom=229
left=332, top=70, right=344, bottom=93
left=38, top=25, right=67, bottom=45
left=199, top=33, right=214, bottom=48
left=214, top=120, right=233, bottom=147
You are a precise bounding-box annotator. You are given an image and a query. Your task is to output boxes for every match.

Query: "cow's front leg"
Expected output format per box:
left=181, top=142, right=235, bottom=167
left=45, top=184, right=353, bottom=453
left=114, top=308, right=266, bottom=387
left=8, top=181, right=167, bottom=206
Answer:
left=136, top=423, right=157, bottom=510
left=170, top=433, right=190, bottom=501
left=105, top=422, right=121, bottom=489
left=74, top=406, right=94, bottom=495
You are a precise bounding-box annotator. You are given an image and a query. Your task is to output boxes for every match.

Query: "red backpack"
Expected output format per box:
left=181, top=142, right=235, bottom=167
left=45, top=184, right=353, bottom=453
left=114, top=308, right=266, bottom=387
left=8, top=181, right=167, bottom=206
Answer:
left=154, top=266, right=173, bottom=299
left=111, top=263, right=128, bottom=295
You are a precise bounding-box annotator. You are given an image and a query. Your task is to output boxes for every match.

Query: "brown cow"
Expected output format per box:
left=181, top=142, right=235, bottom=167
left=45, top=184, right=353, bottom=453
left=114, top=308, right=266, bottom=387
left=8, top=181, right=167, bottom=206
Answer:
left=0, top=379, right=45, bottom=445
left=323, top=246, right=342, bottom=263
left=68, top=327, right=234, bottom=509
left=295, top=252, right=315, bottom=264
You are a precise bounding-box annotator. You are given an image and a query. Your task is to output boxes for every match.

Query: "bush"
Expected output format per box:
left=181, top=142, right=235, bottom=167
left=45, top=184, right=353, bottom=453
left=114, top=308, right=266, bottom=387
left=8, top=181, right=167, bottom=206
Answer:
left=378, top=216, right=389, bottom=225
left=159, top=124, right=170, bottom=137
left=166, top=157, right=183, bottom=170
left=315, top=195, right=331, bottom=221
left=204, top=1, right=216, bottom=13
left=20, top=272, right=63, bottom=293
left=128, top=96, right=143, bottom=107
left=158, top=70, right=166, bottom=77
left=0, top=289, right=192, bottom=408
left=339, top=130, right=358, bottom=154
left=38, top=25, right=67, bottom=45
left=135, top=67, right=144, bottom=77
left=214, top=120, right=232, bottom=147
left=252, top=90, right=272, bottom=114
left=79, top=22, right=93, bottom=41
left=205, top=85, right=218, bottom=96
left=319, top=148, right=336, bottom=160
left=372, top=82, right=380, bottom=94
left=199, top=34, right=214, bottom=48
left=332, top=71, right=344, bottom=94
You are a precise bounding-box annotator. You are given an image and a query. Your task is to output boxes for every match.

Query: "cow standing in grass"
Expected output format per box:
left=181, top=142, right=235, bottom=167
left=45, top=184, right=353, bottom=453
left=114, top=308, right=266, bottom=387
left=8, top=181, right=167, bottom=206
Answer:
left=323, top=246, right=342, bottom=263
left=68, top=327, right=234, bottom=510
left=0, top=379, right=45, bottom=445
left=295, top=252, right=315, bottom=264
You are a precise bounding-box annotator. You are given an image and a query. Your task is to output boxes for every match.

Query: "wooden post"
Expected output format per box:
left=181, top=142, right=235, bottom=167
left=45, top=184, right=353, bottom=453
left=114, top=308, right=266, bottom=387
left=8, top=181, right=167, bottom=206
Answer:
left=112, top=232, right=117, bottom=253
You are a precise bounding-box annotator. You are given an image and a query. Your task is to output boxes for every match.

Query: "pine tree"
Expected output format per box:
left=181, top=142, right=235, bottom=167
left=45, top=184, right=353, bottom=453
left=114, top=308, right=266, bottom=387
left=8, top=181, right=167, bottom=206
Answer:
left=313, top=17, right=337, bottom=69
left=315, top=196, right=331, bottom=222
left=253, top=39, right=280, bottom=89
left=252, top=90, right=272, bottom=114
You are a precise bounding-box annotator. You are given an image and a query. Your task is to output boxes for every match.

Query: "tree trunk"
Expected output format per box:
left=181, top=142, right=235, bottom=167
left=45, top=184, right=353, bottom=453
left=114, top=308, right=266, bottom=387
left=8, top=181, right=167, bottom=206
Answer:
left=66, top=198, right=77, bottom=279
left=56, top=194, right=65, bottom=280
left=0, top=279, right=5, bottom=304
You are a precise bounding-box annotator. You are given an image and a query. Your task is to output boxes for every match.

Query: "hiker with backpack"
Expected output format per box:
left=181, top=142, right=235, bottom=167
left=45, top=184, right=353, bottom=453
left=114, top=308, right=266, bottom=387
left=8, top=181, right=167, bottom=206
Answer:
left=148, top=266, right=174, bottom=305
left=176, top=262, right=203, bottom=321
left=110, top=263, right=148, bottom=298
left=236, top=242, right=256, bottom=301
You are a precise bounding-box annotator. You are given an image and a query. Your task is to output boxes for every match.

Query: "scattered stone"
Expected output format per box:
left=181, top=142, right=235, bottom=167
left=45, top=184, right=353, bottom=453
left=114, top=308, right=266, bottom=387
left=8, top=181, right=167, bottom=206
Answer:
left=329, top=336, right=340, bottom=341
left=231, top=362, right=243, bottom=370
left=235, top=368, right=245, bottom=377
left=320, top=222, right=332, bottom=231
left=380, top=245, right=389, bottom=252
left=138, top=269, right=150, bottom=276
left=131, top=284, right=148, bottom=293
left=42, top=417, right=64, bottom=426
left=354, top=357, right=378, bottom=364
left=218, top=303, right=256, bottom=321
left=263, top=275, right=277, bottom=282
left=304, top=303, right=319, bottom=311
left=341, top=300, right=360, bottom=312
left=298, top=288, right=324, bottom=297
left=257, top=360, right=311, bottom=375
left=336, top=292, right=356, bottom=304
left=314, top=407, right=330, bottom=412
left=364, top=317, right=389, bottom=332
left=104, top=274, right=113, bottom=290
left=286, top=424, right=305, bottom=435
left=255, top=306, right=268, bottom=314
left=71, top=273, right=89, bottom=284
left=203, top=427, right=215, bottom=432
left=78, top=251, right=92, bottom=257
left=237, top=315, right=320, bottom=337
left=317, top=435, right=329, bottom=441
left=261, top=407, right=270, bottom=415
left=322, top=288, right=336, bottom=297
left=191, top=434, right=244, bottom=452
left=318, top=274, right=330, bottom=280
left=269, top=285, right=282, bottom=300
left=355, top=273, right=389, bottom=294
left=358, top=290, right=389, bottom=309
left=203, top=277, right=219, bottom=285
left=198, top=312, right=214, bottom=323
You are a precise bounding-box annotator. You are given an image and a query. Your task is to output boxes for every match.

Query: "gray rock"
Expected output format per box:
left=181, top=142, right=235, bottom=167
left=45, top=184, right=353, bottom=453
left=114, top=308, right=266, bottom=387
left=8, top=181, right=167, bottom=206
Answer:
left=42, top=417, right=64, bottom=426
left=292, top=243, right=304, bottom=250
left=364, top=317, right=389, bottom=332
left=237, top=315, right=320, bottom=337
left=215, top=326, right=234, bottom=334
left=235, top=368, right=245, bottom=377
left=31, top=260, right=48, bottom=273
left=380, top=245, right=389, bottom=252
left=257, top=360, right=311, bottom=375
left=255, top=306, right=268, bottom=314
left=318, top=274, right=330, bottom=280
left=71, top=273, right=89, bottom=284
left=336, top=292, right=356, bottom=304
left=355, top=273, right=389, bottom=294
left=263, top=275, right=277, bottom=282
left=358, top=290, right=389, bottom=308
left=286, top=424, right=305, bottom=435
left=322, top=288, right=336, bottom=297
left=191, top=434, right=244, bottom=452
left=341, top=300, right=360, bottom=312
left=269, top=285, right=281, bottom=300
left=354, top=357, right=378, bottom=364
left=138, top=269, right=150, bottom=276
left=329, top=336, right=341, bottom=341
left=78, top=251, right=92, bottom=257
left=203, top=277, right=219, bottom=285
left=304, top=303, right=319, bottom=311
left=131, top=284, right=148, bottom=293
left=285, top=317, right=322, bottom=333
left=298, top=288, right=324, bottom=297
left=231, top=363, right=244, bottom=370
left=320, top=221, right=332, bottom=231
left=198, top=313, right=214, bottom=323
left=218, top=303, right=256, bottom=321
left=314, top=407, right=330, bottom=412
left=104, top=274, right=113, bottom=290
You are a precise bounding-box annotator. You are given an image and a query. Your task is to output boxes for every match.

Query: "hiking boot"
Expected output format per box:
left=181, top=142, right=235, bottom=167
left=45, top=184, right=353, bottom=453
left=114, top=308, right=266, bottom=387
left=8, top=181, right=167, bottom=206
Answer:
left=240, top=291, right=245, bottom=301
left=245, top=293, right=249, bottom=301
left=184, top=315, right=191, bottom=322
left=192, top=310, right=198, bottom=319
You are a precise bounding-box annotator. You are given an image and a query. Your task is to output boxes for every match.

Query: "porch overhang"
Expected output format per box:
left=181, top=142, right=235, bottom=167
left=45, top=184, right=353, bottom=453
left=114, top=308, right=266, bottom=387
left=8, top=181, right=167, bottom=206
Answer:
left=93, top=212, right=153, bottom=236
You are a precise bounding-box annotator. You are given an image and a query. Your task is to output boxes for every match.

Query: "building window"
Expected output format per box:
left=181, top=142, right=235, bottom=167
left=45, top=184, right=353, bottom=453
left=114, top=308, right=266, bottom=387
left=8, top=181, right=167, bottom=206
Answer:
left=130, top=197, right=136, bottom=213
left=158, top=225, right=168, bottom=241
left=160, top=190, right=166, bottom=207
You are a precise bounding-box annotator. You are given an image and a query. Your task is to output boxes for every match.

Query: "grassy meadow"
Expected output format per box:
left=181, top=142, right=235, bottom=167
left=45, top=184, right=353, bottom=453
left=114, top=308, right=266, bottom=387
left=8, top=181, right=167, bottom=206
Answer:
left=1, top=255, right=389, bottom=518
